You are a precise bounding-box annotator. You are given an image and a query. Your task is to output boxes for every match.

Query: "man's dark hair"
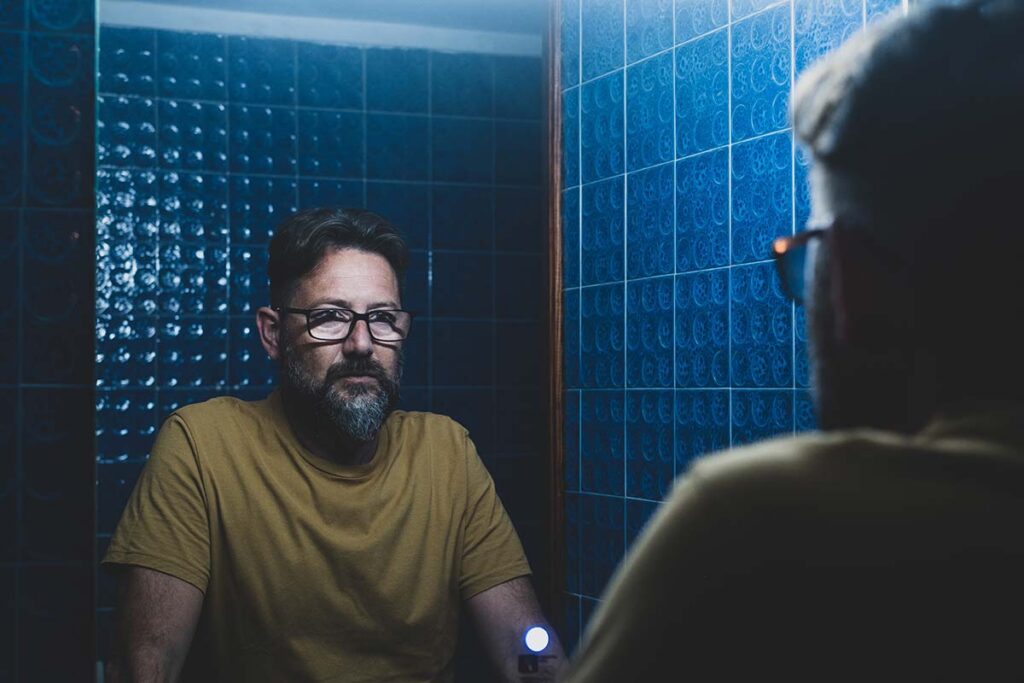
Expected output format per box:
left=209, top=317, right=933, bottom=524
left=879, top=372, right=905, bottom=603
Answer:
left=268, top=207, right=408, bottom=308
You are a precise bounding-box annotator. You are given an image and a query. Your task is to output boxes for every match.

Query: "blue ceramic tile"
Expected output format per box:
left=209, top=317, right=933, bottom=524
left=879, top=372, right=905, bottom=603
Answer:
left=581, top=391, right=625, bottom=495
left=228, top=36, right=295, bottom=105
left=731, top=130, right=792, bottom=264
left=96, top=95, right=157, bottom=167
left=565, top=492, right=581, bottom=592
left=563, top=593, right=582, bottom=656
left=626, top=51, right=673, bottom=171
left=581, top=596, right=602, bottom=634
left=159, top=99, right=228, bottom=171
left=565, top=288, right=581, bottom=388
left=156, top=31, right=226, bottom=101
left=581, top=283, right=625, bottom=388
left=732, top=389, right=793, bottom=445
left=675, top=389, right=729, bottom=470
left=297, top=42, right=362, bottom=109
left=159, top=241, right=229, bottom=316
left=626, top=0, right=672, bottom=64
left=366, top=113, right=428, bottom=180
left=626, top=390, right=674, bottom=499
left=731, top=4, right=791, bottom=142
left=565, top=390, right=581, bottom=490
left=675, top=269, right=729, bottom=387
left=496, top=322, right=544, bottom=385
left=404, top=250, right=428, bottom=316
left=95, top=317, right=157, bottom=389
left=676, top=148, right=729, bottom=273
left=796, top=389, right=816, bottom=432
left=795, top=135, right=812, bottom=230
left=562, top=86, right=581, bottom=188
left=675, top=28, right=728, bottom=157
left=433, top=117, right=492, bottom=183
left=159, top=171, right=228, bottom=243
left=228, top=317, right=276, bottom=388
left=0, top=421, right=15, bottom=553
left=432, top=321, right=492, bottom=385
left=496, top=187, right=543, bottom=252
left=398, top=386, right=429, bottom=413
left=626, top=276, right=673, bottom=388
left=229, top=104, right=297, bottom=175
left=495, top=56, right=541, bottom=119
left=0, top=216, right=15, bottom=381
left=0, top=33, right=21, bottom=206
left=433, top=387, right=495, bottom=453
left=626, top=498, right=659, bottom=549
left=495, top=387, right=545, bottom=453
left=562, top=0, right=581, bottom=88
left=496, top=120, right=541, bottom=185
left=297, top=109, right=363, bottom=178
left=867, top=0, right=903, bottom=22
left=732, top=0, right=784, bottom=21
left=96, top=460, right=146, bottom=534
left=579, top=493, right=624, bottom=596
left=366, top=182, right=429, bottom=250
left=30, top=0, right=91, bottom=32
left=229, top=245, right=269, bottom=314
left=297, top=178, right=363, bottom=209
left=432, top=251, right=492, bottom=318
left=496, top=255, right=543, bottom=319
left=27, top=137, right=92, bottom=207
left=563, top=187, right=581, bottom=288
left=581, top=175, right=624, bottom=286
left=432, top=52, right=493, bottom=117
left=21, top=388, right=92, bottom=561
left=432, top=184, right=493, bottom=250
left=399, top=324, right=428, bottom=386
left=0, top=0, right=23, bottom=27
left=20, top=567, right=93, bottom=680
left=159, top=317, right=228, bottom=388
left=366, top=47, right=428, bottom=113
left=28, top=32, right=91, bottom=95
left=99, top=27, right=154, bottom=96
left=794, top=0, right=862, bottom=75
left=795, top=304, right=810, bottom=388
left=582, top=0, right=624, bottom=81
left=675, top=0, right=728, bottom=44
left=730, top=261, right=792, bottom=387
left=626, top=163, right=673, bottom=278
left=229, top=175, right=297, bottom=244
left=580, top=70, right=624, bottom=183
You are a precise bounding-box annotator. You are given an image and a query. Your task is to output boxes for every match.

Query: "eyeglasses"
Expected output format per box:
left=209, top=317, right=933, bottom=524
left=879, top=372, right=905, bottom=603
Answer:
left=276, top=307, right=414, bottom=342
left=771, top=225, right=828, bottom=305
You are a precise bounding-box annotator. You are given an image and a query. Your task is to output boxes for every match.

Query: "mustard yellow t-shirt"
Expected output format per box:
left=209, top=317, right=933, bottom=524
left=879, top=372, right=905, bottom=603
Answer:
left=103, top=391, right=531, bottom=682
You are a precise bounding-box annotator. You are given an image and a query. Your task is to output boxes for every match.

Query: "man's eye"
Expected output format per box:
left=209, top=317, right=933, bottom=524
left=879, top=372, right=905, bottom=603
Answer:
left=311, top=309, right=351, bottom=323
left=369, top=310, right=398, bottom=324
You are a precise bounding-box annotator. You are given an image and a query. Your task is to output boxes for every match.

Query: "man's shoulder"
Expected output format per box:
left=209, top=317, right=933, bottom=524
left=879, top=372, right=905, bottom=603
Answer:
left=170, top=393, right=273, bottom=435
left=387, top=410, right=468, bottom=436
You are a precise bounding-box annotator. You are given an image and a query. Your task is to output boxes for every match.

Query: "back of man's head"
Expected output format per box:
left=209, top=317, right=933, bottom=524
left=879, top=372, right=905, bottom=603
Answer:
left=792, top=0, right=1024, bottom=403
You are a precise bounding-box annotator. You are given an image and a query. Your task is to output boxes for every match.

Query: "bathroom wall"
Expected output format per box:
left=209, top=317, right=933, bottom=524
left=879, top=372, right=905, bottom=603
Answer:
left=0, top=0, right=97, bottom=680
left=93, top=17, right=547, bottom=667
left=559, top=0, right=906, bottom=651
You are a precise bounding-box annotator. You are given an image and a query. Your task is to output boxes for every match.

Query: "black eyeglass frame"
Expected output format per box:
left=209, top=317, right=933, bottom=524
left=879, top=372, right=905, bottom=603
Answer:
left=274, top=307, right=415, bottom=343
left=771, top=224, right=829, bottom=305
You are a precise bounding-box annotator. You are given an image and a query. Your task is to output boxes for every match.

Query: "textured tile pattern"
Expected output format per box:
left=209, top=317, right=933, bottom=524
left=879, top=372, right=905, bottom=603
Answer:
left=561, top=0, right=908, bottom=625
left=1, top=0, right=97, bottom=679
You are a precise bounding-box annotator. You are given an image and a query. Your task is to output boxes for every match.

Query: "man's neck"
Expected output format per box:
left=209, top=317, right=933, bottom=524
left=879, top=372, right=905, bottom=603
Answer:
left=282, top=397, right=380, bottom=466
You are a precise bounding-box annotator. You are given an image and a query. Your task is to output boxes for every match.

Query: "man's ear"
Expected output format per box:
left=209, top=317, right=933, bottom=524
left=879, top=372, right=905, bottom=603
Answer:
left=828, top=226, right=906, bottom=347
left=256, top=307, right=283, bottom=361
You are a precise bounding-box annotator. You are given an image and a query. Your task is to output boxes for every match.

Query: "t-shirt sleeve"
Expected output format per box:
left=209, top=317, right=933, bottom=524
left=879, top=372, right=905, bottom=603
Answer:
left=102, top=414, right=211, bottom=594
left=458, top=433, right=532, bottom=601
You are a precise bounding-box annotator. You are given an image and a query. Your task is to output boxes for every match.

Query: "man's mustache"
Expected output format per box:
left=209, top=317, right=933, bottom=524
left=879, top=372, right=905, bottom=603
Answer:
left=325, top=360, right=391, bottom=386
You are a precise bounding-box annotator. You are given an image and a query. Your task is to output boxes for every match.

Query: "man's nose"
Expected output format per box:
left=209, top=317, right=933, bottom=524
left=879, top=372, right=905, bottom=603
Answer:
left=342, top=319, right=374, bottom=356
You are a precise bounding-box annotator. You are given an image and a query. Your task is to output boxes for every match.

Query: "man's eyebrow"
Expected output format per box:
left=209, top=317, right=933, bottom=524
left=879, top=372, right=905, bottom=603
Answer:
left=306, top=299, right=401, bottom=310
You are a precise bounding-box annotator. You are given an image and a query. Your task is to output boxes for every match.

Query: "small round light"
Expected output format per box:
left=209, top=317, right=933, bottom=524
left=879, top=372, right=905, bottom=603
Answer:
left=524, top=626, right=550, bottom=653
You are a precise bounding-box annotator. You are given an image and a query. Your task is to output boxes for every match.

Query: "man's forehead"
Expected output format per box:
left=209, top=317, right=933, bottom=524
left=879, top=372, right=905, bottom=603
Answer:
left=297, top=248, right=400, bottom=303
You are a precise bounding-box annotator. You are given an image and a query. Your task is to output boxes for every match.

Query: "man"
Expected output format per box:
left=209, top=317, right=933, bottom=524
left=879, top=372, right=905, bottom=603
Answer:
left=568, top=2, right=1024, bottom=680
left=104, top=208, right=566, bottom=681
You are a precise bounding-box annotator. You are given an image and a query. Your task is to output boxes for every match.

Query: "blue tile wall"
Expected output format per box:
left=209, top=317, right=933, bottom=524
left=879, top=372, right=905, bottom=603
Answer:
left=96, top=26, right=547, bottom=666
left=561, top=0, right=907, bottom=630
left=1, top=0, right=97, bottom=679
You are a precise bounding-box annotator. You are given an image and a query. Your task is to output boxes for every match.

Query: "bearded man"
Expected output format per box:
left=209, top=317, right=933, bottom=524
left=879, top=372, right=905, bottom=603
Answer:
left=104, top=208, right=565, bottom=682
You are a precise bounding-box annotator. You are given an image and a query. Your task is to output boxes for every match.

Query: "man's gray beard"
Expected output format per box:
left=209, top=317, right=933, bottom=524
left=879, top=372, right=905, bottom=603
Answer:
left=280, top=349, right=402, bottom=444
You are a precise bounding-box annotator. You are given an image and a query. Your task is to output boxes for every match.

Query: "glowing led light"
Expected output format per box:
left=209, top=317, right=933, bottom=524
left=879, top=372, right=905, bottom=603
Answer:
left=524, top=626, right=549, bottom=653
